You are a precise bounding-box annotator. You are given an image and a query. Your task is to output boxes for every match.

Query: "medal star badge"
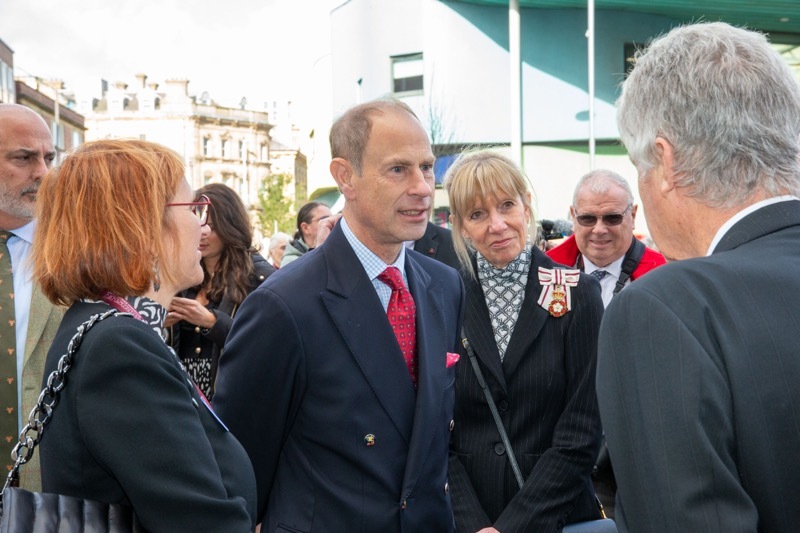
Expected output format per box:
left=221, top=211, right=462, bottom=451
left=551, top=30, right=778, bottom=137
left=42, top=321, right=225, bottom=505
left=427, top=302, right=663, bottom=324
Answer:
left=537, top=267, right=580, bottom=317
left=548, top=285, right=568, bottom=317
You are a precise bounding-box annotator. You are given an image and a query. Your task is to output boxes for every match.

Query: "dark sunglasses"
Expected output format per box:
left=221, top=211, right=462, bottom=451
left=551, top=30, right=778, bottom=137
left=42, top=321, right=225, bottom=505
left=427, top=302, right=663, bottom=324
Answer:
left=574, top=203, right=632, bottom=227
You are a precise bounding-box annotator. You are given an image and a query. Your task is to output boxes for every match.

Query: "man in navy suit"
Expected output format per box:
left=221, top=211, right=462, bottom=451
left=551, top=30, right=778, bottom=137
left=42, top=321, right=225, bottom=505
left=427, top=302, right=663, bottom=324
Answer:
left=414, top=221, right=459, bottom=271
left=597, top=22, right=800, bottom=532
left=214, top=98, right=464, bottom=532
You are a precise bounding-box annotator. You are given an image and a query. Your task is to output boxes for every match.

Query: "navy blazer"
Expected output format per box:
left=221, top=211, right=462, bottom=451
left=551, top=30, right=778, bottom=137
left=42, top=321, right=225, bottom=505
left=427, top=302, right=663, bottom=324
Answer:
left=414, top=221, right=461, bottom=271
left=449, top=248, right=604, bottom=532
left=214, top=223, right=465, bottom=532
left=598, top=200, right=800, bottom=532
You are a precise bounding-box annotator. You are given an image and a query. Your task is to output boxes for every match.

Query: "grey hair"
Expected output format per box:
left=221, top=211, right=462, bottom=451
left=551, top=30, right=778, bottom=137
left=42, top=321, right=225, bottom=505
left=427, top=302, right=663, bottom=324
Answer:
left=617, top=22, right=800, bottom=208
left=269, top=231, right=291, bottom=252
left=572, top=169, right=634, bottom=206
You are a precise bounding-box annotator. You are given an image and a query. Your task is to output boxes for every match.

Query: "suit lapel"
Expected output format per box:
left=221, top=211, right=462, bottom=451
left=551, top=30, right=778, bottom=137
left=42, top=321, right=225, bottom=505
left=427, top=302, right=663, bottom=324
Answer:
left=715, top=199, right=800, bottom=253
left=23, top=285, right=51, bottom=372
left=413, top=222, right=438, bottom=259
left=320, top=226, right=416, bottom=444
left=400, top=253, right=446, bottom=493
left=502, top=249, right=550, bottom=377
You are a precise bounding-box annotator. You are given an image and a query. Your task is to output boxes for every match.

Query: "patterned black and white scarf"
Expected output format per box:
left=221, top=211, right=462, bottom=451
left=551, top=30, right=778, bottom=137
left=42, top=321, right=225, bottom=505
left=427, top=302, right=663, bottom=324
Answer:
left=476, top=244, right=532, bottom=361
left=83, top=295, right=168, bottom=341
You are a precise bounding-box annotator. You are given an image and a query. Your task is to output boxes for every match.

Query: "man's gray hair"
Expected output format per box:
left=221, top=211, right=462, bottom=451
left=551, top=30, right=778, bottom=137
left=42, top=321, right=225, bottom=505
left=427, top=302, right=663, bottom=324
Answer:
left=573, top=169, right=634, bottom=206
left=617, top=22, right=800, bottom=208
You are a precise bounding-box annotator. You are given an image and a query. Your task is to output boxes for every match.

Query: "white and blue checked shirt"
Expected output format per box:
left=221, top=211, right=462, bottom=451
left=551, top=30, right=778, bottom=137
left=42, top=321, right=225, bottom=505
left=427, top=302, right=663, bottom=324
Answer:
left=340, top=217, right=409, bottom=312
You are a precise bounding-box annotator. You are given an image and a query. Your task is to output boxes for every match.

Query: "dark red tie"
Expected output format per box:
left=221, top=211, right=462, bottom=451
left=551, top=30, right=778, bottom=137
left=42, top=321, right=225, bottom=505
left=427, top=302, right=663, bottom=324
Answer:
left=378, top=266, right=417, bottom=388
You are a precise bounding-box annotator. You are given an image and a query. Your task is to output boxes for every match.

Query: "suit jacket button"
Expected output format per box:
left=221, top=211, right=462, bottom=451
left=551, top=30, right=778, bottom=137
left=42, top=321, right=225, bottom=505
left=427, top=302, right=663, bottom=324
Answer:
left=194, top=326, right=201, bottom=333
left=498, top=399, right=509, bottom=411
left=449, top=419, right=455, bottom=431
left=494, top=442, right=506, bottom=456
left=194, top=346, right=202, bottom=354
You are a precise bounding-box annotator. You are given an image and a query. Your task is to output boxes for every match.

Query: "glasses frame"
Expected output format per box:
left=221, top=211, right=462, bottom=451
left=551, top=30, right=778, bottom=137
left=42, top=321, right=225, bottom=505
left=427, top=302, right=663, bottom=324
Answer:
left=573, top=203, right=633, bottom=227
left=166, top=194, right=211, bottom=226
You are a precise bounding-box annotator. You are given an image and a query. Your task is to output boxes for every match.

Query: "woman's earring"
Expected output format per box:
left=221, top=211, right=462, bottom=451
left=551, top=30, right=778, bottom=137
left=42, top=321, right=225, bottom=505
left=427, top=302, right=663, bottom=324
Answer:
left=153, top=260, right=161, bottom=292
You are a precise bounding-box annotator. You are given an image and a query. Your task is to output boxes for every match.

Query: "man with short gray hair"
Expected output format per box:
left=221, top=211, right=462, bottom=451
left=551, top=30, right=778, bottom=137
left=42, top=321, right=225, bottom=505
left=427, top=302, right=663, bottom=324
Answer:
left=548, top=169, right=665, bottom=308
left=597, top=22, right=800, bottom=532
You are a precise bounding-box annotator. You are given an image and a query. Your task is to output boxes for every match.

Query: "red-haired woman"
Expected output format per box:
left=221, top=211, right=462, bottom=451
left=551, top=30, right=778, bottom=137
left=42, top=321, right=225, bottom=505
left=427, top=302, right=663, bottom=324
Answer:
left=32, top=140, right=256, bottom=531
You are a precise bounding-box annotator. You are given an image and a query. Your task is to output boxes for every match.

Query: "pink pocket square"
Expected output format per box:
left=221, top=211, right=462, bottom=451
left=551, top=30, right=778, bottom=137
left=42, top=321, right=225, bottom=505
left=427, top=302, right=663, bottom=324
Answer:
left=446, top=352, right=460, bottom=368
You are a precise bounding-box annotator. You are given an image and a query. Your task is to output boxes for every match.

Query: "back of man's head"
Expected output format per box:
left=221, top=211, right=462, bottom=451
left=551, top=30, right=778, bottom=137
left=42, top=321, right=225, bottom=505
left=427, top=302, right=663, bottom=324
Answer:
left=617, top=22, right=800, bottom=208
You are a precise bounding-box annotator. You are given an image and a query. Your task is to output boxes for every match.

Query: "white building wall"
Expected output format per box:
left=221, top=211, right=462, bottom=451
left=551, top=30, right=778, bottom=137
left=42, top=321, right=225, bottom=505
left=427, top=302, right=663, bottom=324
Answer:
left=331, top=0, right=622, bottom=144
left=327, top=0, right=694, bottom=236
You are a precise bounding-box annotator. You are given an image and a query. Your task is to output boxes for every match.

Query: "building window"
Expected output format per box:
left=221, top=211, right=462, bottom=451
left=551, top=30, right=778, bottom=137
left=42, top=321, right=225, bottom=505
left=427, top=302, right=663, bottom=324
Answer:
left=623, top=43, right=641, bottom=77
left=773, top=41, right=800, bottom=81
left=0, top=61, right=16, bottom=103
left=260, top=143, right=268, bottom=161
left=239, top=140, right=246, bottom=161
left=202, top=137, right=211, bottom=158
left=51, top=122, right=65, bottom=151
left=223, top=139, right=232, bottom=160
left=391, top=53, right=424, bottom=95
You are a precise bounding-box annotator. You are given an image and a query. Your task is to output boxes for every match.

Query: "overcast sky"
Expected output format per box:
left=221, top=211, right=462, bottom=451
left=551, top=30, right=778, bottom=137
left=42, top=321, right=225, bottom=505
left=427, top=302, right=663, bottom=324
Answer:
left=0, top=0, right=334, bottom=107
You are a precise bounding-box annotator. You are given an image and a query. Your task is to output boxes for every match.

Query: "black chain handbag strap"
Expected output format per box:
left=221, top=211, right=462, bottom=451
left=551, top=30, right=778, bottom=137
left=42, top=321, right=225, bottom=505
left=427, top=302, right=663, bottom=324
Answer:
left=461, top=331, right=526, bottom=490
left=0, top=309, right=129, bottom=495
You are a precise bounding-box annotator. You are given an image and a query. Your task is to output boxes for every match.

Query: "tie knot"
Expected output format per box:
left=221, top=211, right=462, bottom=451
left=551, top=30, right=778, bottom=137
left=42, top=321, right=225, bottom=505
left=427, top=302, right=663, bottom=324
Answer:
left=378, top=266, right=405, bottom=291
left=590, top=269, right=608, bottom=281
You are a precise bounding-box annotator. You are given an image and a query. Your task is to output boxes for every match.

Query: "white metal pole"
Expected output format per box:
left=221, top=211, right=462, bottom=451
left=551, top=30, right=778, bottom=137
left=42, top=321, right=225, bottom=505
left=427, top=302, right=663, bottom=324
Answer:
left=588, top=0, right=596, bottom=169
left=509, top=0, right=523, bottom=167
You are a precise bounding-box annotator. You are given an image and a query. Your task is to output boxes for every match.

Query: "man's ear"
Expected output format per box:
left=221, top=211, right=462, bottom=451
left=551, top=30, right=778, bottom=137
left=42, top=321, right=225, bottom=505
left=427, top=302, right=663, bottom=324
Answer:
left=330, top=158, right=356, bottom=200
left=654, top=136, right=677, bottom=194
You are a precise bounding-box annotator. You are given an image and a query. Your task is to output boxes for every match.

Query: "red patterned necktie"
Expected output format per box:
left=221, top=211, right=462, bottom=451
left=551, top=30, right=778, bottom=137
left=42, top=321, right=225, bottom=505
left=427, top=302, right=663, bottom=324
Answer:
left=378, top=266, right=417, bottom=388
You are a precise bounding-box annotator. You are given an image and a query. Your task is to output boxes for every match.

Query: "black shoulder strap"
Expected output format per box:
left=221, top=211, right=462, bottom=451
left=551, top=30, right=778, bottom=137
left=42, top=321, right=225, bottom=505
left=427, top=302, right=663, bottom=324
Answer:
left=462, top=331, right=525, bottom=490
left=614, top=238, right=645, bottom=296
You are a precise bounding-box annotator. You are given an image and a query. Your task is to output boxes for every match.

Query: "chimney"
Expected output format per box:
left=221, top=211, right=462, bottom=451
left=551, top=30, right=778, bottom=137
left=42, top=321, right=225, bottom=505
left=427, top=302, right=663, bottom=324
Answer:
left=165, top=78, right=189, bottom=97
left=135, top=73, right=147, bottom=89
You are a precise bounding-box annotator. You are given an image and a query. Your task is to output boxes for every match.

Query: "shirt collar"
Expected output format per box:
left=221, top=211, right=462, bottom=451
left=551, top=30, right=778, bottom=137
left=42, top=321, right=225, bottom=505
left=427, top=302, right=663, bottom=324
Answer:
left=5, top=219, right=35, bottom=244
left=340, top=216, right=407, bottom=283
left=583, top=254, right=624, bottom=279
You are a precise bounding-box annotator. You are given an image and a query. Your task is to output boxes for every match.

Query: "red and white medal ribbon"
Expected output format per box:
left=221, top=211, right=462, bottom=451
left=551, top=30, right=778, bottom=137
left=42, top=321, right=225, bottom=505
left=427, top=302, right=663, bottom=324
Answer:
left=536, top=267, right=580, bottom=317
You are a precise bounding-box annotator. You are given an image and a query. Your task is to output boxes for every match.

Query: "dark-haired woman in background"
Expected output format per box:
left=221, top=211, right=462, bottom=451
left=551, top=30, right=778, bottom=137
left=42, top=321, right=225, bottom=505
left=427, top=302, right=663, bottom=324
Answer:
left=166, top=182, right=275, bottom=400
